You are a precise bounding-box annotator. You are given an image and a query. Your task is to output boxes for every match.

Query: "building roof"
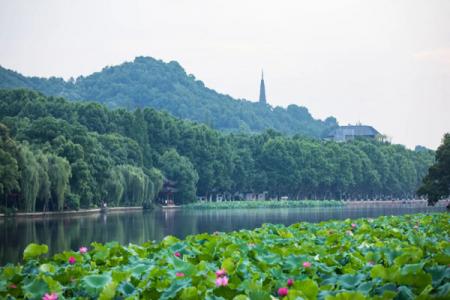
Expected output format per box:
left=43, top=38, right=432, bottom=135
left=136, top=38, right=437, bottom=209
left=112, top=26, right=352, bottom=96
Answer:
left=327, top=125, right=379, bottom=138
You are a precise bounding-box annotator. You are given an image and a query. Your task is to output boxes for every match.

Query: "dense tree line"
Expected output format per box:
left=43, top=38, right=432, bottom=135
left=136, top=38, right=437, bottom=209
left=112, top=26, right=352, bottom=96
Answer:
left=0, top=90, right=164, bottom=211
left=418, top=133, right=450, bottom=205
left=0, top=89, right=435, bottom=211
left=0, top=57, right=338, bottom=137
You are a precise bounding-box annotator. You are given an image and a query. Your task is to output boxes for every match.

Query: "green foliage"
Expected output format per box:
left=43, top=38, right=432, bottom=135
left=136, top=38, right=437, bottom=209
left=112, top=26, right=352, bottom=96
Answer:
left=0, top=123, right=19, bottom=197
left=47, top=154, right=71, bottom=211
left=22, top=279, right=49, bottom=300
left=81, top=274, right=112, bottom=297
left=160, top=149, right=199, bottom=204
left=104, top=167, right=124, bottom=206
left=23, top=243, right=48, bottom=260
left=0, top=57, right=337, bottom=138
left=184, top=200, right=343, bottom=209
left=1, top=213, right=449, bottom=299
left=116, top=164, right=148, bottom=206
left=0, top=89, right=436, bottom=212
left=418, top=133, right=450, bottom=205
left=17, top=144, right=40, bottom=212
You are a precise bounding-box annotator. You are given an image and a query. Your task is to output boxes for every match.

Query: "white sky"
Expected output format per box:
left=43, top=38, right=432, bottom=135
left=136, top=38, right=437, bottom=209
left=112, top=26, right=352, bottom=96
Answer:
left=1, top=0, right=449, bottom=149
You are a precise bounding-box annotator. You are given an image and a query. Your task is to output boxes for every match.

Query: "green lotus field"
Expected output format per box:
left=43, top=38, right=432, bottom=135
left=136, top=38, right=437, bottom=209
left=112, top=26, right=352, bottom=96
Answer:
left=1, top=213, right=449, bottom=299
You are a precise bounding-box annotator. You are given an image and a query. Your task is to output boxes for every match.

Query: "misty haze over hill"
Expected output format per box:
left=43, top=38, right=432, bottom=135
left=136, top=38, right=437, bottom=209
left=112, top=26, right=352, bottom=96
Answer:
left=0, top=56, right=338, bottom=138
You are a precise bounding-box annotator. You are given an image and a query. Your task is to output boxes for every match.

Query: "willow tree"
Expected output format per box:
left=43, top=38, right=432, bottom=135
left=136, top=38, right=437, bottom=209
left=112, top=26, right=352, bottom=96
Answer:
left=18, top=144, right=40, bottom=212
left=35, top=151, right=51, bottom=211
left=104, top=167, right=125, bottom=206
left=146, top=167, right=164, bottom=201
left=117, top=165, right=147, bottom=206
left=0, top=123, right=20, bottom=206
left=48, top=154, right=71, bottom=211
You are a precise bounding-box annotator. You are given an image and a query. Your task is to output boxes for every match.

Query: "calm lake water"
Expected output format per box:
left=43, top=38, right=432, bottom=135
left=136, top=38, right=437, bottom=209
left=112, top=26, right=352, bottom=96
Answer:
left=0, top=206, right=445, bottom=264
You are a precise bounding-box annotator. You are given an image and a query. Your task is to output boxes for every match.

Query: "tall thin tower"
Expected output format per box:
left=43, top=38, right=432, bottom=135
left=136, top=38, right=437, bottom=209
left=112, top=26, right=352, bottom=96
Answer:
left=259, top=70, right=267, bottom=104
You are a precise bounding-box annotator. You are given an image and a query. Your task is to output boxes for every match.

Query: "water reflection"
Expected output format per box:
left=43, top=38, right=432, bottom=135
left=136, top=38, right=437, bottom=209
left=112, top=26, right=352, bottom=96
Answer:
left=0, top=206, right=445, bottom=264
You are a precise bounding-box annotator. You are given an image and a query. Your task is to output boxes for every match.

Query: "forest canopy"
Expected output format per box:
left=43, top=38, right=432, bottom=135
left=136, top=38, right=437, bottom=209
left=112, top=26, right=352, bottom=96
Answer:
left=0, top=57, right=338, bottom=138
left=418, top=133, right=450, bottom=205
left=0, top=89, right=435, bottom=211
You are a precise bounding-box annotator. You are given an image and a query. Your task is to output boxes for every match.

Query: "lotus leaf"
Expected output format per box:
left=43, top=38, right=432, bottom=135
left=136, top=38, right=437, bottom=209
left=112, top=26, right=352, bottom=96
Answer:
left=23, top=243, right=48, bottom=260
left=0, top=213, right=448, bottom=299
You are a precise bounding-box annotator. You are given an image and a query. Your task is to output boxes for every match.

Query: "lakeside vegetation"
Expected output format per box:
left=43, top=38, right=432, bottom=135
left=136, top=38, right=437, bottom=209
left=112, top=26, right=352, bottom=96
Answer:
left=0, top=213, right=448, bottom=299
left=418, top=133, right=450, bottom=205
left=183, top=200, right=343, bottom=209
left=0, top=89, right=436, bottom=212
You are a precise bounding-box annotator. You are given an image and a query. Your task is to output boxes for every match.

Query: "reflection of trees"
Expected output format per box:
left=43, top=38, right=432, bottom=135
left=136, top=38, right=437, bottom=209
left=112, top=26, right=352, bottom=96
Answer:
left=1, top=206, right=445, bottom=264
left=153, top=209, right=199, bottom=240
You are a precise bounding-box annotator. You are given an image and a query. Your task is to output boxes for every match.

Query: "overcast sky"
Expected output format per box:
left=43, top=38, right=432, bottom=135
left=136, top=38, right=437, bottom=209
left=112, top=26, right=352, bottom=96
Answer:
left=1, top=0, right=449, bottom=149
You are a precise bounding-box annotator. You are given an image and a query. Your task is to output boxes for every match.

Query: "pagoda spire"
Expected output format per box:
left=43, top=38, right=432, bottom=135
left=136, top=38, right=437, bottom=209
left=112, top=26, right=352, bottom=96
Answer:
left=259, top=70, right=267, bottom=104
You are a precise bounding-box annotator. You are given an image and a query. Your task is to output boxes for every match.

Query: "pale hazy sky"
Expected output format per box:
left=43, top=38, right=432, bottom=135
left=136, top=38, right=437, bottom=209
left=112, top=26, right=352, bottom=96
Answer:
left=1, top=0, right=449, bottom=149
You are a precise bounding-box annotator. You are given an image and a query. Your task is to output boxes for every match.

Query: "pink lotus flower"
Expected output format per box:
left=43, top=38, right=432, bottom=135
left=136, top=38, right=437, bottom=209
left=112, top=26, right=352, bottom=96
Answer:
left=215, top=268, right=227, bottom=277
left=175, top=272, right=185, bottom=277
left=68, top=256, right=76, bottom=264
left=278, top=287, right=288, bottom=297
left=79, top=247, right=88, bottom=254
left=303, top=261, right=312, bottom=268
left=42, top=293, right=58, bottom=300
left=174, top=252, right=181, bottom=258
left=351, top=223, right=357, bottom=228
left=9, top=284, right=17, bottom=289
left=215, top=275, right=229, bottom=287
left=287, top=278, right=294, bottom=287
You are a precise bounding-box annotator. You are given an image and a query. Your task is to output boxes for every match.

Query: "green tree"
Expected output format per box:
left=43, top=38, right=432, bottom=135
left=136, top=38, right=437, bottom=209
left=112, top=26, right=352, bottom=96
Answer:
left=0, top=89, right=437, bottom=208
left=159, top=149, right=199, bottom=204
left=117, top=164, right=146, bottom=206
left=17, top=144, right=40, bottom=212
left=0, top=123, right=20, bottom=206
left=145, top=167, right=164, bottom=205
left=35, top=151, right=51, bottom=211
left=418, top=133, right=450, bottom=205
left=104, top=167, right=124, bottom=206
left=48, top=154, right=71, bottom=211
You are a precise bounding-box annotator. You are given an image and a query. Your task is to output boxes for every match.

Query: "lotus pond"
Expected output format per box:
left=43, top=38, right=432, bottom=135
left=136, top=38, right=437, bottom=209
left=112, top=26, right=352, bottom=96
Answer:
left=1, top=213, right=449, bottom=299
left=2, top=206, right=444, bottom=264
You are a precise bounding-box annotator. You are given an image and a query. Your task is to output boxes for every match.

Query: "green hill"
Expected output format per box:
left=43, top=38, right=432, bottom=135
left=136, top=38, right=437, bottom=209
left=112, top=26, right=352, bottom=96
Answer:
left=0, top=57, right=337, bottom=137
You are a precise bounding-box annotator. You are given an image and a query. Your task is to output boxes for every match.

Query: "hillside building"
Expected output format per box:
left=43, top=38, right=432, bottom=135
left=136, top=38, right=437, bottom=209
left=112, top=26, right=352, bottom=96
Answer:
left=326, top=125, right=379, bottom=142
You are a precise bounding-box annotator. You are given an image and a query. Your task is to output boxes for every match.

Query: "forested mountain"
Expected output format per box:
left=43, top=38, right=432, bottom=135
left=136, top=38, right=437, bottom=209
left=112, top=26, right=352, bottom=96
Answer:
left=0, top=89, right=434, bottom=212
left=0, top=57, right=338, bottom=137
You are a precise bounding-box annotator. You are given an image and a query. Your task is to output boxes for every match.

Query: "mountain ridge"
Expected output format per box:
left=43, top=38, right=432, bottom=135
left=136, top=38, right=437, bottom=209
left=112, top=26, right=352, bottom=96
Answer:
left=0, top=56, right=338, bottom=137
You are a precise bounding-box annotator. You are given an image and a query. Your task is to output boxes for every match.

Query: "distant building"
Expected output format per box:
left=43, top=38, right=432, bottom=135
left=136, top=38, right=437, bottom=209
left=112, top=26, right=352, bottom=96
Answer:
left=326, top=125, right=379, bottom=142
left=158, top=179, right=177, bottom=205
left=259, top=70, right=267, bottom=104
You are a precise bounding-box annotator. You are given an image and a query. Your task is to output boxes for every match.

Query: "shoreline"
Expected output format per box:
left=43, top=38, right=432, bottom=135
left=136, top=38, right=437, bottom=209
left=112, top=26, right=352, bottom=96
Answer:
left=344, top=199, right=450, bottom=207
left=0, top=206, right=143, bottom=218
left=1, top=199, right=448, bottom=218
